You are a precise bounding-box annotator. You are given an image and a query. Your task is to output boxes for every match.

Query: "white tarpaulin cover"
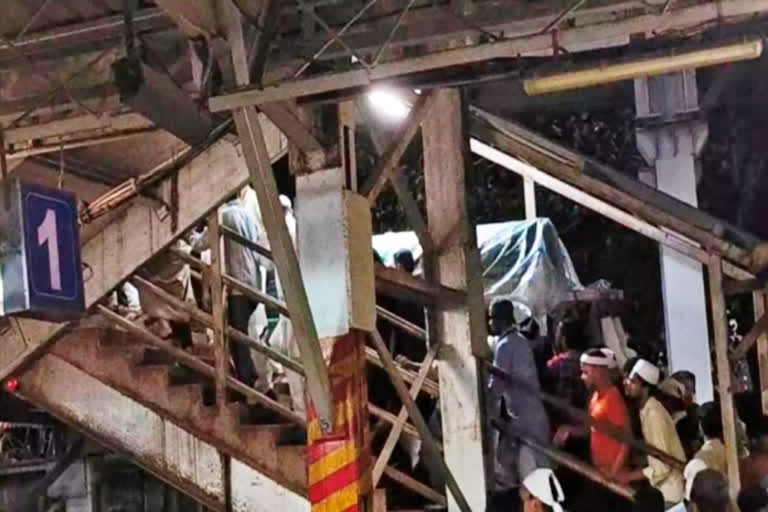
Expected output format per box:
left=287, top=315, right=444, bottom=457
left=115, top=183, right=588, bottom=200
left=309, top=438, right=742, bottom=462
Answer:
left=372, top=219, right=583, bottom=328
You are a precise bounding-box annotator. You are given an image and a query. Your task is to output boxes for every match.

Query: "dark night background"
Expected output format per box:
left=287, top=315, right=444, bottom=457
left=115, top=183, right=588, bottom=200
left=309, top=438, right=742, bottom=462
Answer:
left=357, top=49, right=768, bottom=365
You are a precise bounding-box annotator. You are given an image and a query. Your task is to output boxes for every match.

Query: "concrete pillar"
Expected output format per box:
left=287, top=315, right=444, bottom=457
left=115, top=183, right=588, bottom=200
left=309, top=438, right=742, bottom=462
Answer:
left=423, top=89, right=488, bottom=511
left=296, top=167, right=375, bottom=512
left=635, top=70, right=713, bottom=402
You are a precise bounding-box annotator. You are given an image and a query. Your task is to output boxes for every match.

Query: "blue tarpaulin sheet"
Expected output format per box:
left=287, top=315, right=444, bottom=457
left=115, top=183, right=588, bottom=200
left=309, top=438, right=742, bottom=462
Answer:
left=372, top=219, right=583, bottom=330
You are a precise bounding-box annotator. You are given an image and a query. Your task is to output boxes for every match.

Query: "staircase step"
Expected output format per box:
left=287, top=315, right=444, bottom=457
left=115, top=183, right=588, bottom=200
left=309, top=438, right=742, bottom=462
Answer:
left=250, top=423, right=306, bottom=446
left=130, top=365, right=170, bottom=389
left=168, top=365, right=209, bottom=387
left=136, top=347, right=175, bottom=366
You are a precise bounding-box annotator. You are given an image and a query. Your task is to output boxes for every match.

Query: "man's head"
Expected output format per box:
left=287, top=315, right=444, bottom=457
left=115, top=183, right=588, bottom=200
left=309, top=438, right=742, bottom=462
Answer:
left=520, top=469, right=564, bottom=512
left=580, top=348, right=618, bottom=390
left=489, top=299, right=516, bottom=336
left=624, top=359, right=660, bottom=400
left=699, top=402, right=724, bottom=441
left=670, top=370, right=697, bottom=405
left=738, top=485, right=768, bottom=512
left=689, top=469, right=730, bottom=512
left=394, top=250, right=416, bottom=274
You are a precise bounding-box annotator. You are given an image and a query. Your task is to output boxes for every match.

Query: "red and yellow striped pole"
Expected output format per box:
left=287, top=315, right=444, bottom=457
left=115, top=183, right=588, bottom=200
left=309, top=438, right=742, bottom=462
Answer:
left=307, top=332, right=370, bottom=512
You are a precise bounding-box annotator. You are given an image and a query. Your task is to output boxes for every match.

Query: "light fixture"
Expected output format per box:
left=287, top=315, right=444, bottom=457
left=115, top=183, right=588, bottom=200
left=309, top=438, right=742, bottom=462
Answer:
left=367, top=88, right=412, bottom=121
left=523, top=39, right=764, bottom=96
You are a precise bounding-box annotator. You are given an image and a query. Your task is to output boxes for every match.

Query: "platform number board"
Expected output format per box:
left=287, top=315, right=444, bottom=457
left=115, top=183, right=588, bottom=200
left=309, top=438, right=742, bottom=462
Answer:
left=20, top=182, right=84, bottom=317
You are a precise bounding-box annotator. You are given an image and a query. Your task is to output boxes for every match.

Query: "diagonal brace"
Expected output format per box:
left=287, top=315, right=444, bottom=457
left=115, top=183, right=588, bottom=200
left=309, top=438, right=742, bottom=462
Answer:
left=369, top=329, right=472, bottom=512
left=372, top=341, right=439, bottom=486
left=361, top=91, right=438, bottom=202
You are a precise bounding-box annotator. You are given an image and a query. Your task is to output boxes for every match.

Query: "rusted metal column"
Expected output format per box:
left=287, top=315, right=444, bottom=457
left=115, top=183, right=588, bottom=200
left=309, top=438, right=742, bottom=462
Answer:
left=423, top=88, right=488, bottom=511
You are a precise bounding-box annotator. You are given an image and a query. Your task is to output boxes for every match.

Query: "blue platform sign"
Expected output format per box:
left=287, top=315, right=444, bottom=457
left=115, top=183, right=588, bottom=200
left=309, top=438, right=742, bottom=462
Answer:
left=21, top=183, right=84, bottom=316
left=0, top=180, right=84, bottom=321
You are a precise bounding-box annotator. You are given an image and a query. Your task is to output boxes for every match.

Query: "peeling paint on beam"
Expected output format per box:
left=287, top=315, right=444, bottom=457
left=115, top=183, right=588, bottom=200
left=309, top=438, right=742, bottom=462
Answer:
left=210, top=0, right=768, bottom=108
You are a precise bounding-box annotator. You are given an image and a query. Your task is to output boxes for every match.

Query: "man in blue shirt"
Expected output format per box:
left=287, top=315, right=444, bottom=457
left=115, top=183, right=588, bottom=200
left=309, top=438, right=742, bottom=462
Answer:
left=487, top=298, right=551, bottom=492
left=191, top=196, right=264, bottom=388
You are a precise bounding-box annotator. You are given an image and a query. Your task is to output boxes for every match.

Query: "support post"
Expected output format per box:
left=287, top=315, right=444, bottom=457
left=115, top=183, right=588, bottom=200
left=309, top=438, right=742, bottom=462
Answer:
left=423, top=88, right=488, bottom=511
left=754, top=289, right=768, bottom=414
left=707, top=253, right=742, bottom=497
left=207, top=212, right=228, bottom=406
left=339, top=101, right=358, bottom=191
left=524, top=176, right=536, bottom=220
left=297, top=166, right=375, bottom=512
left=635, top=71, right=713, bottom=402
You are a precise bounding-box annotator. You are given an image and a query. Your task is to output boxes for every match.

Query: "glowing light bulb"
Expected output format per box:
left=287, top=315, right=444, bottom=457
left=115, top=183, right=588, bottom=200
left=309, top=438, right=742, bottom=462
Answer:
left=367, top=89, right=411, bottom=122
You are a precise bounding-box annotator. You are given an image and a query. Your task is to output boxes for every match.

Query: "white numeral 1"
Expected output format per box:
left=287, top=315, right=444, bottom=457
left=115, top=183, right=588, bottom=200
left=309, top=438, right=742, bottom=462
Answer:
left=37, top=209, right=62, bottom=291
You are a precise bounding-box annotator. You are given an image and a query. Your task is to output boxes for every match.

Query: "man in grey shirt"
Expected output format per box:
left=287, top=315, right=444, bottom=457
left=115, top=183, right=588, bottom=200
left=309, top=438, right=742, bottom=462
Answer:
left=487, top=298, right=552, bottom=491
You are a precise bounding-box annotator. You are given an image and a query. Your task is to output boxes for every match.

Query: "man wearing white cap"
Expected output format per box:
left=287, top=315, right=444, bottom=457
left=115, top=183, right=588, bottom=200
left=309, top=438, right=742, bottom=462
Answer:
left=618, top=359, right=686, bottom=505
left=520, top=468, right=566, bottom=512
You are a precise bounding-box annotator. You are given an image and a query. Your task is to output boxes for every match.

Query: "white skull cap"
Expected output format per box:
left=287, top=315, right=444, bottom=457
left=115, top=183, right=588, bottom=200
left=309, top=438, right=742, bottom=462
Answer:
left=630, top=359, right=660, bottom=386
left=523, top=468, right=565, bottom=512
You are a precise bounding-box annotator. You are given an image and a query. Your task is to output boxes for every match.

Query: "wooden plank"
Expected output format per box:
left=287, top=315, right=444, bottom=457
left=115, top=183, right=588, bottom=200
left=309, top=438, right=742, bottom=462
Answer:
left=209, top=0, right=768, bottom=108
left=361, top=91, right=438, bottom=202
left=370, top=329, right=471, bottom=512
left=207, top=213, right=228, bottom=406
left=383, top=465, right=447, bottom=506
left=754, top=290, right=768, bottom=415
left=375, top=264, right=465, bottom=306
left=0, top=122, right=286, bottom=385
left=372, top=343, right=439, bottom=486
left=423, top=89, right=488, bottom=512
left=725, top=277, right=768, bottom=295
left=730, top=313, right=768, bottom=360
left=259, top=102, right=327, bottom=169
left=707, top=254, right=742, bottom=498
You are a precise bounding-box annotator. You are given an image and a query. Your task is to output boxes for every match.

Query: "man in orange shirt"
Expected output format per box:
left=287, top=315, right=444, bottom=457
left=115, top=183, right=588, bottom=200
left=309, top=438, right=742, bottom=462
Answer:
left=555, top=348, right=631, bottom=476
left=554, top=348, right=632, bottom=508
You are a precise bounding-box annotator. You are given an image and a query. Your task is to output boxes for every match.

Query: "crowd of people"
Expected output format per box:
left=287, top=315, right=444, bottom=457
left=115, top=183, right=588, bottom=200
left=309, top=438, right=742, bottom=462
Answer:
left=487, top=296, right=768, bottom=512
left=105, top=188, right=768, bottom=511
